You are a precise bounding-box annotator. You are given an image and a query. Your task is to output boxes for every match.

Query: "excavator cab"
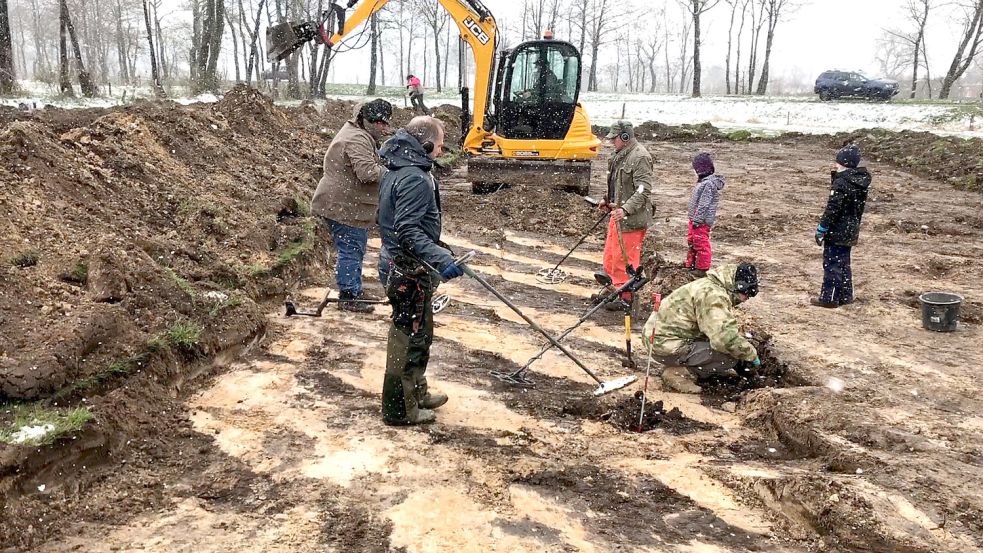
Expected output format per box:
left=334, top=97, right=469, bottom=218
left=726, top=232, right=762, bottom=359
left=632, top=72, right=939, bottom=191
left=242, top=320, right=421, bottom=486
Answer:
left=469, top=35, right=598, bottom=195
left=497, top=41, right=581, bottom=140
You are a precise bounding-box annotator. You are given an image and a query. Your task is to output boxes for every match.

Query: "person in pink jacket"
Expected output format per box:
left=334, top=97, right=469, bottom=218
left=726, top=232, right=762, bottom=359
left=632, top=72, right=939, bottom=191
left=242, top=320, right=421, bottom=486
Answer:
left=406, top=74, right=430, bottom=115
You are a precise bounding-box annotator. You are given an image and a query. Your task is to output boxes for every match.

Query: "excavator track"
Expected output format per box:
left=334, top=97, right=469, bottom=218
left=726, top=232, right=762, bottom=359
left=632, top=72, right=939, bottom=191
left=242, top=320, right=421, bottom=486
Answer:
left=467, top=157, right=592, bottom=195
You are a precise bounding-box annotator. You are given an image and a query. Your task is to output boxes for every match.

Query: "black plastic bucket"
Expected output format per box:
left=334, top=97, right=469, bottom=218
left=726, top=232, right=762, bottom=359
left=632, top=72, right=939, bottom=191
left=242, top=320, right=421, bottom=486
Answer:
left=918, top=292, right=963, bottom=332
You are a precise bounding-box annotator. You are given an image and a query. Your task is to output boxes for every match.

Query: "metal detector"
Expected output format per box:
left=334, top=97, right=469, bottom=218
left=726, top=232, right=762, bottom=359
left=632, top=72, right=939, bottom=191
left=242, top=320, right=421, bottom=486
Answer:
left=492, top=266, right=649, bottom=389
left=284, top=292, right=452, bottom=318
left=535, top=196, right=607, bottom=285
left=458, top=251, right=637, bottom=397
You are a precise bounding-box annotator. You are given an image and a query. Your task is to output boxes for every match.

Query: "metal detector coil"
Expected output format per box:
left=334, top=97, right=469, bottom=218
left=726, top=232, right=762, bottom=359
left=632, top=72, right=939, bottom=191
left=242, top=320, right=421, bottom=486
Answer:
left=535, top=267, right=568, bottom=284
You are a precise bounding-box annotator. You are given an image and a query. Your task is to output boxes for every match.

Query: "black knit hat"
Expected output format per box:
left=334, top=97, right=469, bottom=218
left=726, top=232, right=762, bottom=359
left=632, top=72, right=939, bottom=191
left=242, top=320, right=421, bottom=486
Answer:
left=360, top=99, right=393, bottom=124
left=734, top=263, right=759, bottom=297
left=836, top=144, right=861, bottom=168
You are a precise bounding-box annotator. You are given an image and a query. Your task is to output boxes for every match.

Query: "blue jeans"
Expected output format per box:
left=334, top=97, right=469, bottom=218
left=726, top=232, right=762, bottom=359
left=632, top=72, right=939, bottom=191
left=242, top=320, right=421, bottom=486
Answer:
left=326, top=219, right=368, bottom=295
left=820, top=242, right=853, bottom=305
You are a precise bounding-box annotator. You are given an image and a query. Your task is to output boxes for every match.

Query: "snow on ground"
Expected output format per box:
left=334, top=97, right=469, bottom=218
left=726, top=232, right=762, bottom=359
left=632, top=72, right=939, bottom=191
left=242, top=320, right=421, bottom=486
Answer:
left=5, top=79, right=981, bottom=138
left=319, top=90, right=983, bottom=138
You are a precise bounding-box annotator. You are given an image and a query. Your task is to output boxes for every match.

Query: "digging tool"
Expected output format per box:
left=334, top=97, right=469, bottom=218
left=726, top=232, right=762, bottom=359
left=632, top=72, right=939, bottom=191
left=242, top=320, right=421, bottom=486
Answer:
left=497, top=266, right=649, bottom=386
left=536, top=210, right=609, bottom=285
left=284, top=292, right=452, bottom=317
left=623, top=307, right=636, bottom=369
left=636, top=293, right=661, bottom=431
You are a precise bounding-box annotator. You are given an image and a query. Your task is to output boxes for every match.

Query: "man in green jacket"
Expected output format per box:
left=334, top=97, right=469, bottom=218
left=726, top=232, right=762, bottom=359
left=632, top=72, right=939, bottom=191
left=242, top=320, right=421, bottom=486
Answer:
left=311, top=99, right=392, bottom=312
left=642, top=263, right=761, bottom=394
left=597, top=120, right=655, bottom=310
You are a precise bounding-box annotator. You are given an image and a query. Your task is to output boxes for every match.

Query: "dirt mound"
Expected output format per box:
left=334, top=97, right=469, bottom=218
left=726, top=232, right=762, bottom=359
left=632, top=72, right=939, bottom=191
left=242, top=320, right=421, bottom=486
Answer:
left=562, top=395, right=716, bottom=434
left=444, top=184, right=597, bottom=237
left=0, top=89, right=327, bottom=403
left=830, top=128, right=983, bottom=192
left=592, top=121, right=726, bottom=142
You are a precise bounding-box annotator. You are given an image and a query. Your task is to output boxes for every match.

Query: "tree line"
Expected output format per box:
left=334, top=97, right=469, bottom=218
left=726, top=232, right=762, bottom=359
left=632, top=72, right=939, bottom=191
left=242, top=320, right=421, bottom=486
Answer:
left=0, top=0, right=981, bottom=99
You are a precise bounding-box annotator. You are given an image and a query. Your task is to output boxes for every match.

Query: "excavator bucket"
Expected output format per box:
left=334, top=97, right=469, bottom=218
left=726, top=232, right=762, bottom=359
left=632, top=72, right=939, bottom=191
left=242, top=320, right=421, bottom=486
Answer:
left=267, top=22, right=309, bottom=63
left=467, top=157, right=592, bottom=195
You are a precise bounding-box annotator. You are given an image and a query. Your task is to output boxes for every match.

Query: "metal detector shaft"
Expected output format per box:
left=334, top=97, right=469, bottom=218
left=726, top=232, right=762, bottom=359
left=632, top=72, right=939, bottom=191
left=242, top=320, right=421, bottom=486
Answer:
left=546, top=212, right=609, bottom=274
left=460, top=263, right=607, bottom=386
left=517, top=274, right=648, bottom=373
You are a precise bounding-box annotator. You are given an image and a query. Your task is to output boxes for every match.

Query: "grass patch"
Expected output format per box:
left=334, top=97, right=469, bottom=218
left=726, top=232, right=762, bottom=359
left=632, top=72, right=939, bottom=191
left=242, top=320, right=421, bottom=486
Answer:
left=69, top=261, right=88, bottom=283
left=272, top=221, right=316, bottom=271
left=272, top=239, right=313, bottom=270
left=165, top=267, right=195, bottom=296
left=164, top=320, right=203, bottom=352
left=294, top=195, right=311, bottom=217
left=10, top=249, right=39, bottom=268
left=208, top=294, right=243, bottom=317
left=243, top=263, right=269, bottom=278
left=0, top=404, right=93, bottom=446
left=49, top=358, right=138, bottom=401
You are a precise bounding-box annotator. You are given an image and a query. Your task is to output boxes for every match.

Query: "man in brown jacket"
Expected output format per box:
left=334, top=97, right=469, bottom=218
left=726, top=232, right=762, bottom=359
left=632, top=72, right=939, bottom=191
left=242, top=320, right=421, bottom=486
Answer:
left=596, top=120, right=655, bottom=310
left=311, top=99, right=393, bottom=312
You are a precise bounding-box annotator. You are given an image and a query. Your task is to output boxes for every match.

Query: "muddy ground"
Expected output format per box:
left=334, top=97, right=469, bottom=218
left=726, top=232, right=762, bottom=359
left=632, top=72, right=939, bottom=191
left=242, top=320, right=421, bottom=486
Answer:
left=1, top=91, right=982, bottom=552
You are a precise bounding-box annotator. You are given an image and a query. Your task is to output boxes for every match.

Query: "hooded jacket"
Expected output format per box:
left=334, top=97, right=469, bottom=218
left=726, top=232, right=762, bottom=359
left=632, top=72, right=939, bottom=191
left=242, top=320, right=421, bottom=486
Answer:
left=820, top=167, right=871, bottom=246
left=688, top=174, right=725, bottom=226
left=311, top=103, right=384, bottom=227
left=642, top=264, right=757, bottom=362
left=377, top=130, right=454, bottom=272
left=606, top=140, right=655, bottom=231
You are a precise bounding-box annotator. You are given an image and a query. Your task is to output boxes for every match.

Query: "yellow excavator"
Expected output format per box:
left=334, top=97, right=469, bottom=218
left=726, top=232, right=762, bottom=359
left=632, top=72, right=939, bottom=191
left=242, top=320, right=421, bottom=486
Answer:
left=267, top=0, right=600, bottom=194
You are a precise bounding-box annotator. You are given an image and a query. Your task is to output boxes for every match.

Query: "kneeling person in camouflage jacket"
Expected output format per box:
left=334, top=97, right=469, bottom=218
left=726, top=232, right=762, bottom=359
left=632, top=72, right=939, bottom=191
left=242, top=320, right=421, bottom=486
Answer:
left=642, top=263, right=761, bottom=394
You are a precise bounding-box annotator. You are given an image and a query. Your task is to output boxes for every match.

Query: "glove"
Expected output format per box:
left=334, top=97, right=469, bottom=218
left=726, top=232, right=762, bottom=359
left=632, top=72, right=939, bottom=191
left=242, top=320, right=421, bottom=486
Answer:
left=815, top=225, right=827, bottom=246
left=752, top=357, right=762, bottom=367
left=440, top=262, right=464, bottom=281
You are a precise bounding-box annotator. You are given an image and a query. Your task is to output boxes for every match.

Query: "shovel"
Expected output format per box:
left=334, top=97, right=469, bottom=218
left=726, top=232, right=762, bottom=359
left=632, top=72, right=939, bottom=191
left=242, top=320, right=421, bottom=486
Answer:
left=459, top=252, right=636, bottom=397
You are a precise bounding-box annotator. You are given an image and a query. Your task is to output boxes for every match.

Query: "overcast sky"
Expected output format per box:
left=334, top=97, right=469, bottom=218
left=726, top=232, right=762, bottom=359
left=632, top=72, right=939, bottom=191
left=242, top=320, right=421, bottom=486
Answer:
left=167, top=0, right=977, bottom=89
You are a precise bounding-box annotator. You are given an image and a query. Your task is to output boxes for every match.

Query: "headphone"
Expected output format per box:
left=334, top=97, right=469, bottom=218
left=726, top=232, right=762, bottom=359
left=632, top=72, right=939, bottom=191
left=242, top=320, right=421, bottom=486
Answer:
left=422, top=141, right=434, bottom=154
left=619, top=131, right=631, bottom=142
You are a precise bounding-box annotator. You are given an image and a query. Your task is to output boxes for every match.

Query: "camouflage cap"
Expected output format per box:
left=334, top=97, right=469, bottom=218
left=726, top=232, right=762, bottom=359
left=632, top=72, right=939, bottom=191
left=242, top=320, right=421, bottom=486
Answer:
left=605, top=120, right=634, bottom=140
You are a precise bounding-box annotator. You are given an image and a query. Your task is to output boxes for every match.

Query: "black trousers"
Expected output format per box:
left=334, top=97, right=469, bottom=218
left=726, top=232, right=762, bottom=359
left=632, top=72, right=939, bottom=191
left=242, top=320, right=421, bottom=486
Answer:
left=820, top=242, right=853, bottom=305
left=381, top=266, right=437, bottom=423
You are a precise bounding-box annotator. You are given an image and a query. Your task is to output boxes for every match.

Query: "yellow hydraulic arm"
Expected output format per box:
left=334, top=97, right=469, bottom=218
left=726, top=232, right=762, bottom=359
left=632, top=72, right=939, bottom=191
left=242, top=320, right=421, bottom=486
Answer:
left=327, top=0, right=498, bottom=153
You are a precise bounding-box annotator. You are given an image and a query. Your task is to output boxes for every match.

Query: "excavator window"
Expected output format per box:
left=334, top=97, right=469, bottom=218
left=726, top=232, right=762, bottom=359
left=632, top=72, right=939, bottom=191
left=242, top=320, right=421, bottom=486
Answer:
left=499, top=40, right=581, bottom=140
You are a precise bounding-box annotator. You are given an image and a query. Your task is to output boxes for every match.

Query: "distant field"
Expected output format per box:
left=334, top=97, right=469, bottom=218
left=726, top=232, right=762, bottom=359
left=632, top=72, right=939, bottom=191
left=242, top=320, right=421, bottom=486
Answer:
left=5, top=80, right=981, bottom=138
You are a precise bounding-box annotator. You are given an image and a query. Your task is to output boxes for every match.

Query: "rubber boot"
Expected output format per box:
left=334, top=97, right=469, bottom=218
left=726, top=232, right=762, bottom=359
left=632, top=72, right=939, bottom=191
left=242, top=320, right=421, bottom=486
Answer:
left=418, top=389, right=448, bottom=410
left=660, top=365, right=703, bottom=394
left=338, top=290, right=374, bottom=313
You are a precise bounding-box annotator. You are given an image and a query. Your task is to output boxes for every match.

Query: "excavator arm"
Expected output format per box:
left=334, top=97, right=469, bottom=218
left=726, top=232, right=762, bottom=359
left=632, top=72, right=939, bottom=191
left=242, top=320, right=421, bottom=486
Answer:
left=268, top=0, right=498, bottom=148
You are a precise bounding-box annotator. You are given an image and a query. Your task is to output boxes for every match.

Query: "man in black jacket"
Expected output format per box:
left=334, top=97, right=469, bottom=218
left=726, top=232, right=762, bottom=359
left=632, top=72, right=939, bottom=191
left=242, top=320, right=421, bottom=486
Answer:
left=377, top=116, right=463, bottom=425
left=812, top=144, right=872, bottom=308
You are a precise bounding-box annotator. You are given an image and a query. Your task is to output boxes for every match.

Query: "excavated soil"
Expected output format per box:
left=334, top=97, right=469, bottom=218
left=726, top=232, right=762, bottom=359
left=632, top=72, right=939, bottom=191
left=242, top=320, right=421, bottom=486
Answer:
left=2, top=98, right=983, bottom=553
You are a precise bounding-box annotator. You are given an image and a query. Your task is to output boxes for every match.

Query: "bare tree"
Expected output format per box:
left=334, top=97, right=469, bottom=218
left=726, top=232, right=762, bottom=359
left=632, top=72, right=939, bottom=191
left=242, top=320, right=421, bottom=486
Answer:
left=679, top=0, right=720, bottom=97
left=61, top=0, right=97, bottom=96
left=142, top=0, right=165, bottom=96
left=245, top=0, right=265, bottom=85
left=939, top=0, right=983, bottom=98
left=367, top=12, right=379, bottom=94
left=754, top=0, right=795, bottom=95
left=59, top=8, right=73, bottom=96
left=585, top=0, right=619, bottom=92
left=0, top=0, right=14, bottom=94
left=417, top=0, right=447, bottom=92
left=724, top=0, right=749, bottom=94
left=885, top=0, right=932, bottom=98
left=192, top=0, right=225, bottom=93
left=745, top=0, right=766, bottom=94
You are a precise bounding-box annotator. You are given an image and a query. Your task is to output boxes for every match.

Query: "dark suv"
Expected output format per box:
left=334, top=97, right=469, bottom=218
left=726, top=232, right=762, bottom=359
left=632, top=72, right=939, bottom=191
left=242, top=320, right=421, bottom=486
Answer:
left=814, top=70, right=900, bottom=101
